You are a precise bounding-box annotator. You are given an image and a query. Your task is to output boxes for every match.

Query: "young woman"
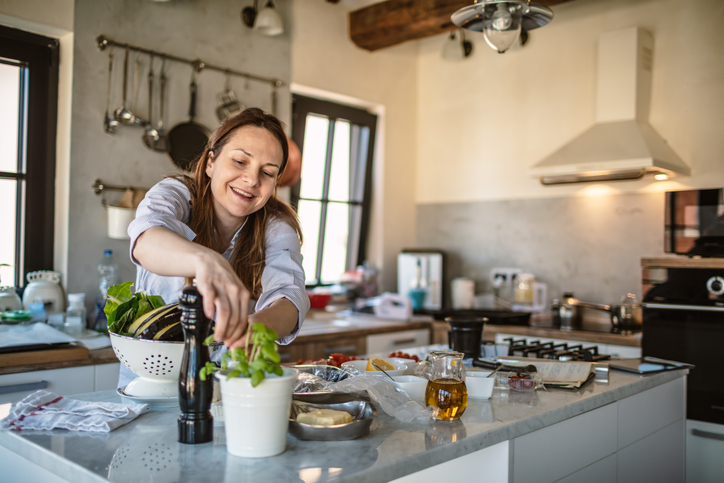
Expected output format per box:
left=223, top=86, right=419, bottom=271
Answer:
left=128, top=108, right=309, bottom=352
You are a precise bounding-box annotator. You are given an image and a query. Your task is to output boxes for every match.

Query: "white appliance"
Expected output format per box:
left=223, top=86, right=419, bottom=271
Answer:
left=397, top=251, right=443, bottom=311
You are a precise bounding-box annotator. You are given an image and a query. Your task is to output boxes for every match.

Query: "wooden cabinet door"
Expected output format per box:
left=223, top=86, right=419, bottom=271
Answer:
left=307, top=336, right=366, bottom=360
left=277, top=342, right=308, bottom=364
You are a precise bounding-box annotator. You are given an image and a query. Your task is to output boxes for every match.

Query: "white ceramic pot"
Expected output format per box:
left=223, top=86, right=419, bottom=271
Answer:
left=216, top=367, right=296, bottom=458
left=22, top=271, right=65, bottom=314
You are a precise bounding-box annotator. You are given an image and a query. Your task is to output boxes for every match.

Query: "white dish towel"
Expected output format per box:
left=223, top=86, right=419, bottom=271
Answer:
left=0, top=390, right=149, bottom=432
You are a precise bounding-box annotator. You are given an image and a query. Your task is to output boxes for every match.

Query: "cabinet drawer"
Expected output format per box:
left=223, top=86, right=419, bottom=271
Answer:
left=308, top=337, right=366, bottom=359
left=513, top=403, right=617, bottom=483
left=0, top=366, right=95, bottom=404
left=617, top=377, right=685, bottom=448
left=276, top=343, right=307, bottom=364
left=366, top=329, right=430, bottom=354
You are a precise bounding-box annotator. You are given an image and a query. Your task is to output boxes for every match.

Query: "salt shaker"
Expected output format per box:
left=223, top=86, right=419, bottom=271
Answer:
left=178, top=286, right=213, bottom=444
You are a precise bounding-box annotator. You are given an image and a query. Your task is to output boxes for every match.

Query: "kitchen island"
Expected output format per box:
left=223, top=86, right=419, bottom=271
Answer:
left=0, top=359, right=686, bottom=482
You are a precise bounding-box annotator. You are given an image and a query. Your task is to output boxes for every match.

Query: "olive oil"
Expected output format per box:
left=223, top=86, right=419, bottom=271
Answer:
left=425, top=378, right=468, bottom=420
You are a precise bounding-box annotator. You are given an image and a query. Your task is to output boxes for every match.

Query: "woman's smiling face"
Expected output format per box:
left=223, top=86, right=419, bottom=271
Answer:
left=206, top=125, right=283, bottom=233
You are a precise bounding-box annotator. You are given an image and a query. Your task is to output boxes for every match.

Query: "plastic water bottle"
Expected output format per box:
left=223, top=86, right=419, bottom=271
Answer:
left=94, top=249, right=119, bottom=331
left=65, top=293, right=86, bottom=336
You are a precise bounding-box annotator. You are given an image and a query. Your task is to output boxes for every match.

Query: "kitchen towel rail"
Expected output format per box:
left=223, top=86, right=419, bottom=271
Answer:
left=96, top=35, right=283, bottom=88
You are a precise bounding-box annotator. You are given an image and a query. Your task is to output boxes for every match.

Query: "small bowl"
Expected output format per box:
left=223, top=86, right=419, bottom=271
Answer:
left=308, top=293, right=332, bottom=309
left=289, top=400, right=373, bottom=441
left=388, top=357, right=416, bottom=375
left=466, top=372, right=495, bottom=399
left=391, top=375, right=427, bottom=401
left=341, top=359, right=408, bottom=377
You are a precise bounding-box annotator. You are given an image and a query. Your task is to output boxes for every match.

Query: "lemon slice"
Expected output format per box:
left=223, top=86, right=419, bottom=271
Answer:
left=366, top=356, right=396, bottom=372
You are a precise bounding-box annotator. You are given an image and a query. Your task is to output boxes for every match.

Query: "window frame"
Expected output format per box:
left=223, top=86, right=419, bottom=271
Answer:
left=290, top=94, right=377, bottom=287
left=0, top=25, right=59, bottom=287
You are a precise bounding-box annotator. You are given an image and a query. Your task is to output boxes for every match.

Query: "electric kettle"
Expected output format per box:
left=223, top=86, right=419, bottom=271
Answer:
left=22, top=271, right=66, bottom=314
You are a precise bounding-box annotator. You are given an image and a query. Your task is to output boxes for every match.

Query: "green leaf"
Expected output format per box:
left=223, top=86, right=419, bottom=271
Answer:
left=203, top=334, right=215, bottom=346
left=147, top=295, right=165, bottom=309
left=104, top=282, right=134, bottom=316
left=262, top=343, right=280, bottom=363
left=226, top=369, right=242, bottom=380
left=272, top=365, right=283, bottom=376
left=251, top=369, right=264, bottom=387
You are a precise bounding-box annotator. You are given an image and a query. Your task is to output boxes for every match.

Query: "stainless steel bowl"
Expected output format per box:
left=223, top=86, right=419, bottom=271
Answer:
left=288, top=400, right=374, bottom=441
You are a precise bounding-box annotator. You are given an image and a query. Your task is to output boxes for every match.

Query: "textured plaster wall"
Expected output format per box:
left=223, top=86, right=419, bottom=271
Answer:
left=67, top=0, right=292, bottom=312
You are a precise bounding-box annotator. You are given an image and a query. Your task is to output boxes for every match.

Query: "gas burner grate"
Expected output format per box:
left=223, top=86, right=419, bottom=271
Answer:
left=504, top=338, right=611, bottom=362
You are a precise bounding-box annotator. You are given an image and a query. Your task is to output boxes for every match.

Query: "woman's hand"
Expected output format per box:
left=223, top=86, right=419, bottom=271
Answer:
left=192, top=249, right=251, bottom=348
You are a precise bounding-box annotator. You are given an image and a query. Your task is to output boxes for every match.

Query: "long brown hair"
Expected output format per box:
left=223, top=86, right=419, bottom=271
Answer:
left=178, top=108, right=302, bottom=298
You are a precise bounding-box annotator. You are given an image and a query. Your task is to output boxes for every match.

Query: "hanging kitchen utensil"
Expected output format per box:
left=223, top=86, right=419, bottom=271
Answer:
left=114, top=46, right=136, bottom=125
left=130, top=54, right=143, bottom=125
left=216, top=72, right=243, bottom=122
left=167, top=66, right=210, bottom=171
left=142, top=55, right=160, bottom=150
left=151, top=58, right=169, bottom=153
left=103, top=48, right=118, bottom=134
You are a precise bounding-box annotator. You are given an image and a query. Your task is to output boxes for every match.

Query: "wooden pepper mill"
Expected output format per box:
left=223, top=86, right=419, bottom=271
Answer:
left=178, top=285, right=213, bottom=444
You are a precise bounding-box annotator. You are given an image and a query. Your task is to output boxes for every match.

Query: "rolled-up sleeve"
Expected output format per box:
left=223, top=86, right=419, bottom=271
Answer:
left=256, top=218, right=309, bottom=345
left=127, top=178, right=197, bottom=266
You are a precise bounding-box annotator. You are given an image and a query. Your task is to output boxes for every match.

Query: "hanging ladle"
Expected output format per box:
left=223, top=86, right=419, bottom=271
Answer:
left=103, top=48, right=118, bottom=134
left=114, top=46, right=136, bottom=125
left=151, top=58, right=169, bottom=152
left=142, top=54, right=160, bottom=150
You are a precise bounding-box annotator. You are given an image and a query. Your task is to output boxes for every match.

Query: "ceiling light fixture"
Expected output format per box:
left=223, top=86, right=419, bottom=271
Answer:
left=442, top=29, right=474, bottom=61
left=241, top=0, right=284, bottom=37
left=451, top=0, right=553, bottom=54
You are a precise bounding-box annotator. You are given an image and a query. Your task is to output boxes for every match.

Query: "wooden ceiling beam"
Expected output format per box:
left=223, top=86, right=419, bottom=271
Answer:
left=349, top=0, right=574, bottom=52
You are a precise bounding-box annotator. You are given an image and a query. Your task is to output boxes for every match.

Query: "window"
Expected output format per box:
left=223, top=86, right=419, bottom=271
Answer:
left=291, top=95, right=377, bottom=286
left=0, top=26, right=59, bottom=287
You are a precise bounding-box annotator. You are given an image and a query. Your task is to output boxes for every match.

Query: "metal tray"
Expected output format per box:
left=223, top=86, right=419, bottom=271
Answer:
left=293, top=364, right=364, bottom=403
left=289, top=400, right=373, bottom=441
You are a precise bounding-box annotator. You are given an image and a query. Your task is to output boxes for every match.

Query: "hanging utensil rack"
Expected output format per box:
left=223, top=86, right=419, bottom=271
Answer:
left=96, top=35, right=284, bottom=88
left=93, top=178, right=149, bottom=207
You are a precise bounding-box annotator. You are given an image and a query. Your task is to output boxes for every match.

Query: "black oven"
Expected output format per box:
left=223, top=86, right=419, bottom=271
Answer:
left=642, top=264, right=724, bottom=424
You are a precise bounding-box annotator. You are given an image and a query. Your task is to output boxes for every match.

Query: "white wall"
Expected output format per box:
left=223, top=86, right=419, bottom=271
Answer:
left=416, top=0, right=724, bottom=204
left=290, top=0, right=419, bottom=292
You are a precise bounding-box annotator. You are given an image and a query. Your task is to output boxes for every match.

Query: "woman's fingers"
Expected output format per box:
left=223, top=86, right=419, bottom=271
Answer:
left=224, top=290, right=250, bottom=348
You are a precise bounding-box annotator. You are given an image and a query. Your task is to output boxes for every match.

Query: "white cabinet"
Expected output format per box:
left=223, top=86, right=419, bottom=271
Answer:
left=512, top=404, right=618, bottom=483
left=366, top=329, right=430, bottom=354
left=511, top=377, right=685, bottom=483
left=0, top=363, right=121, bottom=404
left=0, top=366, right=95, bottom=405
left=686, top=419, right=724, bottom=483
left=391, top=440, right=509, bottom=483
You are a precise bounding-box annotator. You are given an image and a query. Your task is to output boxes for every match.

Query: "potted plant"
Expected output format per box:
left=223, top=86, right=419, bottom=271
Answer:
left=201, top=323, right=296, bottom=458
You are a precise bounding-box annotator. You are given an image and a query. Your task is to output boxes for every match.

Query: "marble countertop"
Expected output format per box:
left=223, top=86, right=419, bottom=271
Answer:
left=0, top=361, right=687, bottom=483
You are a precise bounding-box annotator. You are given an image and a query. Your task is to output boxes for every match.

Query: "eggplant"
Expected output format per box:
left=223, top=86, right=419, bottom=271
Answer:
left=130, top=303, right=183, bottom=341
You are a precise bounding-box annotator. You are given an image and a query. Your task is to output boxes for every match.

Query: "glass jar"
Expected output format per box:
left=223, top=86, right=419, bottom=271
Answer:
left=425, top=350, right=468, bottom=420
left=514, top=273, right=535, bottom=305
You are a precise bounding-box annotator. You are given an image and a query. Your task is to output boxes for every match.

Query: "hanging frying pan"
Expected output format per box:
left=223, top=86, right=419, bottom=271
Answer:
left=278, top=136, right=301, bottom=187
left=167, top=71, right=210, bottom=171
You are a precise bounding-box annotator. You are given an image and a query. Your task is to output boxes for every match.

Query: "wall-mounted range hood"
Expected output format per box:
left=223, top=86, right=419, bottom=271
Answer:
left=530, top=27, right=690, bottom=185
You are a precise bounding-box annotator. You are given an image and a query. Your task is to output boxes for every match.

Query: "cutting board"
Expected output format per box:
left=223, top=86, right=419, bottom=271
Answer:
left=0, top=343, right=90, bottom=368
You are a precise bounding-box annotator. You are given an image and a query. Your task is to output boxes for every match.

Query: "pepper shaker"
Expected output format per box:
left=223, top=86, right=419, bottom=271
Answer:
left=178, top=285, right=213, bottom=444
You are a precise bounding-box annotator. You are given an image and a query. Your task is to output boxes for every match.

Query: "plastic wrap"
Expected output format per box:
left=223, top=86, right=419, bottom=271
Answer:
left=293, top=365, right=431, bottom=422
